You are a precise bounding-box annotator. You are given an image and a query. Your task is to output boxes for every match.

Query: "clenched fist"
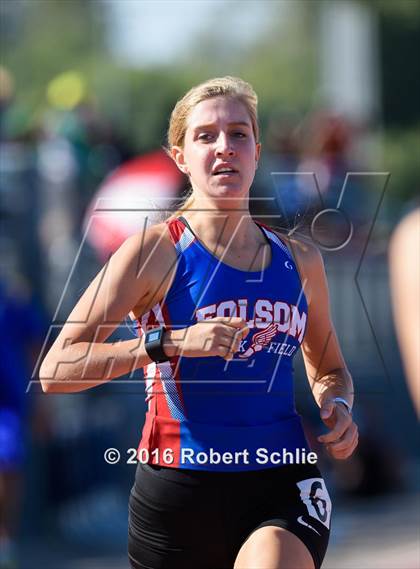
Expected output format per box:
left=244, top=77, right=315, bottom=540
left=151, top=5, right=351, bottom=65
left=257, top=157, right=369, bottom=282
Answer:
left=163, top=317, right=250, bottom=361
left=318, top=400, right=359, bottom=460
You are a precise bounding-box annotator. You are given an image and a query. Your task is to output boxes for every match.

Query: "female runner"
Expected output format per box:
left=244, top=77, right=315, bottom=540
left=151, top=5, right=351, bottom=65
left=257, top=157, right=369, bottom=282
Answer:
left=40, top=76, right=358, bottom=569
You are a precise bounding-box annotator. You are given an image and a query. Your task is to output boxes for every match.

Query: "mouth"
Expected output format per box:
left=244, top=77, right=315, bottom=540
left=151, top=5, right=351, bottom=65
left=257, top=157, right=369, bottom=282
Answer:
left=212, top=167, right=239, bottom=177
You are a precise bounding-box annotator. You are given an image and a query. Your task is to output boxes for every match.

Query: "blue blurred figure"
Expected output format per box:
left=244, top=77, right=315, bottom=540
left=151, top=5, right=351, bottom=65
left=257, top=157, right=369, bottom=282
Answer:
left=0, top=278, right=48, bottom=569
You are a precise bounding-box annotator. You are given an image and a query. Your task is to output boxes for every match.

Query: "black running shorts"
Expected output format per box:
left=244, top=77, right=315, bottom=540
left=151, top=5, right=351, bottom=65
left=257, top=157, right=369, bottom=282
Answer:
left=128, top=462, right=331, bottom=569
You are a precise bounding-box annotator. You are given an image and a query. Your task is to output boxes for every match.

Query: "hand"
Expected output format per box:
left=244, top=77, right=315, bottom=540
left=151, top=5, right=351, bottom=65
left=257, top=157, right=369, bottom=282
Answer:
left=317, top=400, right=359, bottom=460
left=164, top=317, right=250, bottom=361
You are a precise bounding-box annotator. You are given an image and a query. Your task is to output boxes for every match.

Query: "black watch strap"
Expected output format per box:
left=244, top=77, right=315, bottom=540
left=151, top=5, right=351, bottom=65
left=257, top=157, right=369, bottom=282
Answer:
left=144, top=326, right=169, bottom=363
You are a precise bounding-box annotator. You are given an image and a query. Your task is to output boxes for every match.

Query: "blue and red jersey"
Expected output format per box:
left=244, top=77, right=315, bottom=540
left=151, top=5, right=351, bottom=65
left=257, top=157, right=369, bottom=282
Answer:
left=136, top=216, right=311, bottom=471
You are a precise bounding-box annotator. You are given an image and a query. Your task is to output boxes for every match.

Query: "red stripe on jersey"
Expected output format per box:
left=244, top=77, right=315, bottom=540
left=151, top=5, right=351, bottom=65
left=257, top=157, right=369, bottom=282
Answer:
left=255, top=220, right=274, bottom=232
left=144, top=305, right=174, bottom=420
left=140, top=303, right=184, bottom=417
left=137, top=300, right=183, bottom=467
left=137, top=309, right=157, bottom=382
left=166, top=217, right=187, bottom=246
left=138, top=412, right=181, bottom=467
left=155, top=363, right=173, bottom=419
left=161, top=301, right=186, bottom=427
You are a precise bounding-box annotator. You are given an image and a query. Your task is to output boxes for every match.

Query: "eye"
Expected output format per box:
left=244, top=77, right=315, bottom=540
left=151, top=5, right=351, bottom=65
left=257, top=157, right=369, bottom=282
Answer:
left=197, top=133, right=214, bottom=142
left=232, top=131, right=247, bottom=138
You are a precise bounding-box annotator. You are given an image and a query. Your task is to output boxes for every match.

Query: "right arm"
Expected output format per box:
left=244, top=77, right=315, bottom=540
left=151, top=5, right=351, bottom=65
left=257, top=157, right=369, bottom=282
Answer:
left=39, top=223, right=248, bottom=393
left=39, top=224, right=177, bottom=393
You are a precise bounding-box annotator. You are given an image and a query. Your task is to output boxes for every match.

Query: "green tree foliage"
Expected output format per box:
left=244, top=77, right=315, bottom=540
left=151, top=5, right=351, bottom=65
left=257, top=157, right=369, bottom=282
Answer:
left=1, top=0, right=418, bottom=201
left=382, top=127, right=420, bottom=202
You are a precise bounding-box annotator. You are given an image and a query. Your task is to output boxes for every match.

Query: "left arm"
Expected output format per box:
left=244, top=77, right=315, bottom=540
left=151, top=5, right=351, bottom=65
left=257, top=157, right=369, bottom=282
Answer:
left=290, top=237, right=358, bottom=460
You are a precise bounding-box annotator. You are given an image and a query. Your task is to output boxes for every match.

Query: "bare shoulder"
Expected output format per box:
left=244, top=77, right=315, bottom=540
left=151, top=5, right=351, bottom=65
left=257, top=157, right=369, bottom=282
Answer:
left=122, top=220, right=177, bottom=266
left=269, top=227, right=323, bottom=269
left=120, top=220, right=178, bottom=318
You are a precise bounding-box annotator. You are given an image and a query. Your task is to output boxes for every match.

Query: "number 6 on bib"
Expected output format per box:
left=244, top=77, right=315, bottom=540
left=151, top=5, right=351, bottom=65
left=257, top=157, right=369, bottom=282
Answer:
left=296, top=478, right=332, bottom=529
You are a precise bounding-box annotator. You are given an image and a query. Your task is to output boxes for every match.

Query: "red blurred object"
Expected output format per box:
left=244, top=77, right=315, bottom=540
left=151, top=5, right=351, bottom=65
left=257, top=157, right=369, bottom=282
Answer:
left=305, top=112, right=352, bottom=158
left=83, top=150, right=184, bottom=260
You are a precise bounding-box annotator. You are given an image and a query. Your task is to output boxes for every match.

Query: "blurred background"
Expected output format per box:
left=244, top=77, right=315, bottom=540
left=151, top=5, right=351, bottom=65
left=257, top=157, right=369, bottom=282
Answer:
left=0, top=1, right=419, bottom=568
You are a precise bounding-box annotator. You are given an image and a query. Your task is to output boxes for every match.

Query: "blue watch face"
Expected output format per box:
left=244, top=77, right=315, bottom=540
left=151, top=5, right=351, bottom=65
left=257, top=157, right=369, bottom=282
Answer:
left=147, top=330, right=160, bottom=342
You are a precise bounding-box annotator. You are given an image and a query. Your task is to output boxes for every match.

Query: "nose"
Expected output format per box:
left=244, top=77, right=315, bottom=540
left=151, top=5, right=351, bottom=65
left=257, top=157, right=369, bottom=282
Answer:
left=215, top=133, right=235, bottom=157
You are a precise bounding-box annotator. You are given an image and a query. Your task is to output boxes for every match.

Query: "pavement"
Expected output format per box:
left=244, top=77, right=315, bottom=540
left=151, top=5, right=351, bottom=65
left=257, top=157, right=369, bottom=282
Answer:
left=323, top=493, right=419, bottom=569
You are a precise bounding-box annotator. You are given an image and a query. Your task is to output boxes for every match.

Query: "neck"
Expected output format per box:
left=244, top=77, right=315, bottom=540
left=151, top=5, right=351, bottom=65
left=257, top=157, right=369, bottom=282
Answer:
left=181, top=195, right=261, bottom=250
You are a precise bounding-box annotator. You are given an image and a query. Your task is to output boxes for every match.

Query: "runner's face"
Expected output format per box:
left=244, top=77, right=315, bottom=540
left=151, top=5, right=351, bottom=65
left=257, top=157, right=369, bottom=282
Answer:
left=173, top=97, right=260, bottom=200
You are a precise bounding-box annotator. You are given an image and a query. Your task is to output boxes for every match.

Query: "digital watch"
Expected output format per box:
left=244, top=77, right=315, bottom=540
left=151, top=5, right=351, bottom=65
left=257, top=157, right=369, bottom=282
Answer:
left=144, top=326, right=169, bottom=363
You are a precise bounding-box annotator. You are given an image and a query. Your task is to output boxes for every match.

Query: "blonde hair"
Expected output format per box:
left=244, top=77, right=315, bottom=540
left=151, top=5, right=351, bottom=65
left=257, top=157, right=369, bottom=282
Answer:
left=167, top=76, right=259, bottom=218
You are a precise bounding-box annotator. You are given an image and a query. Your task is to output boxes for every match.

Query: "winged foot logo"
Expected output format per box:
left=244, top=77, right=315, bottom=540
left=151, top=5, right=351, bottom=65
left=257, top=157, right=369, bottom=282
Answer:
left=195, top=298, right=307, bottom=359
left=240, top=322, right=280, bottom=358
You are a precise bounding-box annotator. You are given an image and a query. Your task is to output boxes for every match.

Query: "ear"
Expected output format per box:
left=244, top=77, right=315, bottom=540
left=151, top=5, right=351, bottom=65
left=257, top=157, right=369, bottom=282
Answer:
left=255, top=142, right=261, bottom=168
left=171, top=145, right=190, bottom=176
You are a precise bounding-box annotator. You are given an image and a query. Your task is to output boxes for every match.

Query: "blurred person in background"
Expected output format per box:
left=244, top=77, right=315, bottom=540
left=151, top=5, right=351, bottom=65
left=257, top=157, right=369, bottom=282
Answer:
left=39, top=76, right=358, bottom=569
left=0, top=277, right=49, bottom=569
left=256, top=112, right=302, bottom=224
left=256, top=110, right=367, bottom=246
left=298, top=112, right=353, bottom=207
